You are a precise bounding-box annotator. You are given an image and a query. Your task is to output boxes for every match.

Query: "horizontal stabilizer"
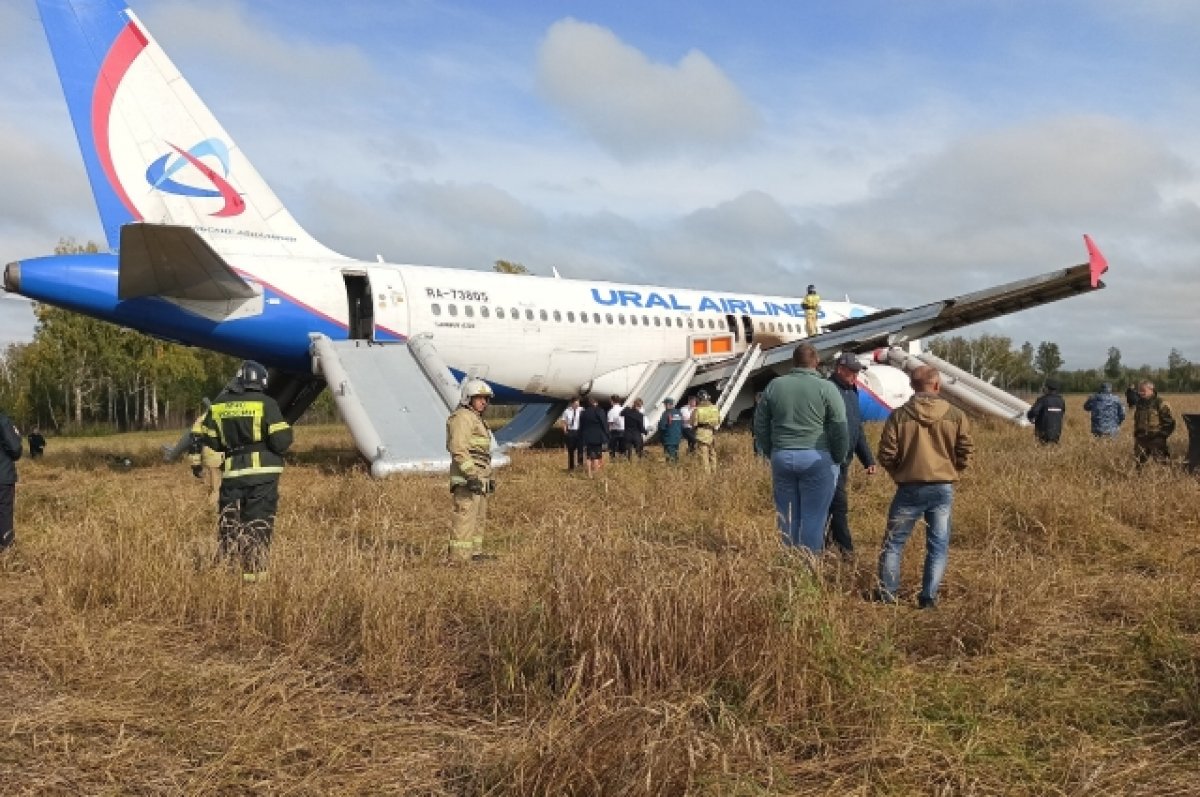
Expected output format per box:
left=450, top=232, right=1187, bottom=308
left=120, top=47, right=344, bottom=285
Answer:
left=119, top=223, right=258, bottom=301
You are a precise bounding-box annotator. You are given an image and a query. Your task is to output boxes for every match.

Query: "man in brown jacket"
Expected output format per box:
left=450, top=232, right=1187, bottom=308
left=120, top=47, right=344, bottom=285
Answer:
left=874, top=365, right=973, bottom=608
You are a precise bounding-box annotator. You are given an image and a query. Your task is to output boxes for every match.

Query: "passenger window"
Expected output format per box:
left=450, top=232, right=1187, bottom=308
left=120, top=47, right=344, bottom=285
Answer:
left=553, top=310, right=562, bottom=322
left=496, top=307, right=505, bottom=319
left=567, top=311, right=575, bottom=322
left=676, top=318, right=683, bottom=328
left=605, top=313, right=613, bottom=324
left=618, top=314, right=626, bottom=325
left=480, top=306, right=490, bottom=318
left=580, top=312, right=588, bottom=323
left=643, top=315, right=650, bottom=326
left=448, top=304, right=458, bottom=317
left=593, top=313, right=601, bottom=323
left=687, top=318, right=693, bottom=329
left=540, top=309, right=548, bottom=321
left=654, top=317, right=661, bottom=327
left=464, top=305, right=474, bottom=318
left=630, top=315, right=638, bottom=326
left=511, top=307, right=519, bottom=319
left=526, top=309, right=534, bottom=321
left=431, top=303, right=442, bottom=316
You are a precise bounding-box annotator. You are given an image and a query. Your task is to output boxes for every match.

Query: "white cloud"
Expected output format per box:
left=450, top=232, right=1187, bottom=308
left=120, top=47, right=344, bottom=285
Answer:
left=537, top=19, right=759, bottom=160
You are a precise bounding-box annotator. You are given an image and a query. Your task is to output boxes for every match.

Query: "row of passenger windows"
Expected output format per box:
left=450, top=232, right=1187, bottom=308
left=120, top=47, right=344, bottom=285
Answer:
left=428, top=303, right=805, bottom=334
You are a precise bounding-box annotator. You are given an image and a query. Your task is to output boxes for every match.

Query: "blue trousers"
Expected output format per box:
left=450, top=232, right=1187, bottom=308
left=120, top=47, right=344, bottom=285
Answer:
left=770, top=449, right=838, bottom=552
left=877, top=483, right=954, bottom=606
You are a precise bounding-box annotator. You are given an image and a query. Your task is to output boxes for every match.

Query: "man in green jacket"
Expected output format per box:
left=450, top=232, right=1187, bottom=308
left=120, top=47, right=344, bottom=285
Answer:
left=875, top=365, right=973, bottom=608
left=753, top=343, right=849, bottom=553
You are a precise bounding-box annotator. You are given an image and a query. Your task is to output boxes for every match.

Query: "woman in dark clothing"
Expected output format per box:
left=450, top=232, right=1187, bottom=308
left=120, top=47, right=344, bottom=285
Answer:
left=578, top=396, right=609, bottom=478
left=621, top=398, right=648, bottom=458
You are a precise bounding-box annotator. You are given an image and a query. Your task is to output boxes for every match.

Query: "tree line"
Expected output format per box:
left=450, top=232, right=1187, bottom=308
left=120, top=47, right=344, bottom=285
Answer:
left=928, top=335, right=1198, bottom=395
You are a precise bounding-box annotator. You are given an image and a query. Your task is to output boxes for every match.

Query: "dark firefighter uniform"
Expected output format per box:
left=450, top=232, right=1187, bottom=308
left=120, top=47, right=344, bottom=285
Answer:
left=447, top=379, right=495, bottom=562
left=201, top=362, right=293, bottom=577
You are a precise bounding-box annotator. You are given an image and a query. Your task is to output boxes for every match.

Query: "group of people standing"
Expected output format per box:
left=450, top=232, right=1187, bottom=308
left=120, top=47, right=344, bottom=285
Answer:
left=1026, top=379, right=1177, bottom=466
left=754, top=344, right=973, bottom=608
left=559, top=392, right=722, bottom=475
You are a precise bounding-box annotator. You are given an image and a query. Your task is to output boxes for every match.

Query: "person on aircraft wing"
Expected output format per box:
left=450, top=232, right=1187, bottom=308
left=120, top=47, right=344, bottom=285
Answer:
left=1027, top=378, right=1066, bottom=444
left=201, top=361, right=293, bottom=581
left=692, top=390, right=721, bottom=473
left=802, top=285, right=821, bottom=337
left=446, top=379, right=498, bottom=562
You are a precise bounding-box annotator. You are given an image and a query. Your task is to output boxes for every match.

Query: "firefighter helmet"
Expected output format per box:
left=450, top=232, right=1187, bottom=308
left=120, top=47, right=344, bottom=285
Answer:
left=236, top=360, right=269, bottom=391
left=461, top=378, right=495, bottom=405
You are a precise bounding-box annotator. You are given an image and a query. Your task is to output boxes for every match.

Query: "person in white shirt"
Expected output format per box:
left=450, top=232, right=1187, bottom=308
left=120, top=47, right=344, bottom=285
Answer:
left=607, top=395, right=628, bottom=460
left=560, top=397, right=583, bottom=471
left=680, top=396, right=698, bottom=454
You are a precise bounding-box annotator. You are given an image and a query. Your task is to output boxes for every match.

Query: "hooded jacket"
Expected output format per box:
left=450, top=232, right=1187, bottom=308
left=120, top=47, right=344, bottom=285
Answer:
left=878, top=393, right=973, bottom=484
left=1083, top=387, right=1126, bottom=436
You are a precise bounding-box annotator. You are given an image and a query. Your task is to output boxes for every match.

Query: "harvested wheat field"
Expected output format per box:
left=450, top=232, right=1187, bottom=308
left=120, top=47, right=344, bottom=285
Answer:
left=1, top=395, right=1198, bottom=795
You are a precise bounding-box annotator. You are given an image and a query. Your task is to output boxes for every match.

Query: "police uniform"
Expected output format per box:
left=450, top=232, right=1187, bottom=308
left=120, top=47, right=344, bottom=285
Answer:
left=188, top=404, right=225, bottom=506
left=201, top=362, right=293, bottom=577
left=447, top=379, right=496, bottom=562
left=692, top=394, right=720, bottom=473
left=802, top=287, right=821, bottom=337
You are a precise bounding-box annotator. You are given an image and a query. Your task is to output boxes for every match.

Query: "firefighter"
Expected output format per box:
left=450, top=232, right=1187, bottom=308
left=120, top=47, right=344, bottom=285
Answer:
left=802, top=284, right=821, bottom=337
left=447, top=378, right=497, bottom=563
left=188, top=400, right=225, bottom=506
left=692, top=390, right=721, bottom=473
left=201, top=361, right=293, bottom=581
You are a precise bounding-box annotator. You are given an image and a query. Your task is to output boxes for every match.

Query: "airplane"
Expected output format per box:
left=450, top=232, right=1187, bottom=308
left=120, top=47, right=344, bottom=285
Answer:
left=6, top=0, right=1109, bottom=475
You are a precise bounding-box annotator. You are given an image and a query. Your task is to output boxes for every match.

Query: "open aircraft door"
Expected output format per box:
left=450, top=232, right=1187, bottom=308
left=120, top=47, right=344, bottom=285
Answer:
left=341, top=267, right=412, bottom=341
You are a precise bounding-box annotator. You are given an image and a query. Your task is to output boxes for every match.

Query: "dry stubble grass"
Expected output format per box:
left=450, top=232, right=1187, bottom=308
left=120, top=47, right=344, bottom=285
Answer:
left=1, top=396, right=1198, bottom=795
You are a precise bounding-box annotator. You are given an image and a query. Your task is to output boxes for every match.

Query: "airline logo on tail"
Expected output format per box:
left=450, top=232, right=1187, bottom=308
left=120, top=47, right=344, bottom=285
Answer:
left=145, top=138, right=245, bottom=217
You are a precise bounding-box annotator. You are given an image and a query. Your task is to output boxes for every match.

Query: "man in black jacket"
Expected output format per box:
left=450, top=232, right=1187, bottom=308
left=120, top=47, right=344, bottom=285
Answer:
left=200, top=361, right=293, bottom=579
left=1027, top=379, right=1066, bottom=444
left=0, top=411, right=21, bottom=550
left=826, top=353, right=877, bottom=557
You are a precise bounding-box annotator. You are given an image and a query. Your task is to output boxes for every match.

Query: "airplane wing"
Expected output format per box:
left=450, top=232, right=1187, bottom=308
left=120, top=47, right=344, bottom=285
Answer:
left=118, top=223, right=259, bottom=301
left=698, top=235, right=1109, bottom=384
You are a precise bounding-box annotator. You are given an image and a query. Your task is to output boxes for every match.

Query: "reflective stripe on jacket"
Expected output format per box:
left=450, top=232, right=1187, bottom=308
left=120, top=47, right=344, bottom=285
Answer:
left=447, top=406, right=493, bottom=486
left=693, top=402, right=720, bottom=443
left=202, top=389, right=293, bottom=482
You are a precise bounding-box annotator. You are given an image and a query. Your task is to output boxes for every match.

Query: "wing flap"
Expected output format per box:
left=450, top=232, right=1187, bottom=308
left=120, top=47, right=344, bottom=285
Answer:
left=118, top=223, right=258, bottom=301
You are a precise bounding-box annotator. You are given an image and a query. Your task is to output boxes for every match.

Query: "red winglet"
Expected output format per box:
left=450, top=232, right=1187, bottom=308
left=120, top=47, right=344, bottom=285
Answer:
left=1083, top=234, right=1108, bottom=288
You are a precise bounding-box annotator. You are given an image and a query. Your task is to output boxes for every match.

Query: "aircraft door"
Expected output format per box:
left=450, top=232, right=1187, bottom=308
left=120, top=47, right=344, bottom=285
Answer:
left=365, top=266, right=412, bottom=341
left=741, top=315, right=754, bottom=345
left=342, top=272, right=373, bottom=340
left=549, top=349, right=598, bottom=395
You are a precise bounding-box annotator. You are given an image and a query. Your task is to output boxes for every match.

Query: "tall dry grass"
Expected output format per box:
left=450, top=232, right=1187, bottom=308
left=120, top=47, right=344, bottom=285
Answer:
left=1, top=396, right=1197, bottom=795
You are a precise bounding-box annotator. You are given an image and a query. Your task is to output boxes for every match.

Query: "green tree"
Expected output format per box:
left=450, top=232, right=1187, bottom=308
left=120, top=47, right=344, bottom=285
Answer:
left=1166, top=348, right=1192, bottom=392
left=1035, top=341, right=1063, bottom=377
left=1103, top=347, right=1123, bottom=380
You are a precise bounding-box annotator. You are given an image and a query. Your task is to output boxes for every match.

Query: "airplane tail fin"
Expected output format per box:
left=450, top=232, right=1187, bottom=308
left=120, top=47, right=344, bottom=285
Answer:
left=37, top=0, right=341, bottom=259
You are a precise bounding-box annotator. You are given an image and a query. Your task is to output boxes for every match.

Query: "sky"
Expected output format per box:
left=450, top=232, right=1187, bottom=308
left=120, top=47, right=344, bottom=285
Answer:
left=1, top=0, right=1199, bottom=369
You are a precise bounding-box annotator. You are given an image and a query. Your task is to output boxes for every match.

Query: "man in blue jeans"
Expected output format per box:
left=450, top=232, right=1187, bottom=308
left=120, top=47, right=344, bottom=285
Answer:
left=754, top=343, right=849, bottom=553
left=875, top=365, right=973, bottom=607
